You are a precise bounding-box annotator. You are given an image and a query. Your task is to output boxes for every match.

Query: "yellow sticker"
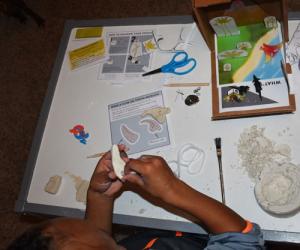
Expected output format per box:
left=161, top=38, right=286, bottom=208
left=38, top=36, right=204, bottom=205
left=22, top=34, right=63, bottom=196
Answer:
left=143, top=38, right=157, bottom=53
left=75, top=27, right=103, bottom=39
left=69, top=39, right=105, bottom=70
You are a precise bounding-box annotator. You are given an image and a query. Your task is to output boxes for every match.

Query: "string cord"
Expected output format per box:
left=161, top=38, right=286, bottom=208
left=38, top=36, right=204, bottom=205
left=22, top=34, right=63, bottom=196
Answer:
left=168, top=143, right=205, bottom=178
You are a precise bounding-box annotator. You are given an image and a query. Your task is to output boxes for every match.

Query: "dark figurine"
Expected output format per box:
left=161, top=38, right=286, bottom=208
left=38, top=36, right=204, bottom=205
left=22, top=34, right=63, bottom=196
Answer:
left=252, top=75, right=263, bottom=101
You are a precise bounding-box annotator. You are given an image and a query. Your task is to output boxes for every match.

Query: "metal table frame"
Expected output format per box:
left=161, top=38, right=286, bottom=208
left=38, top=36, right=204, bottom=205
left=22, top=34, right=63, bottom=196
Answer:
left=15, top=15, right=300, bottom=244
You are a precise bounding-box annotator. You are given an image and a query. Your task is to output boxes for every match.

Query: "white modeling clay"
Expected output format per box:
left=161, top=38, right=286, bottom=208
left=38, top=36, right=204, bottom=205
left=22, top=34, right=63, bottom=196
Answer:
left=65, top=172, right=89, bottom=204
left=254, top=162, right=300, bottom=215
left=141, top=107, right=171, bottom=124
left=44, top=175, right=62, bottom=194
left=112, top=144, right=126, bottom=179
left=76, top=180, right=90, bottom=203
left=237, top=126, right=293, bottom=180
left=120, top=124, right=140, bottom=144
left=129, top=39, right=142, bottom=58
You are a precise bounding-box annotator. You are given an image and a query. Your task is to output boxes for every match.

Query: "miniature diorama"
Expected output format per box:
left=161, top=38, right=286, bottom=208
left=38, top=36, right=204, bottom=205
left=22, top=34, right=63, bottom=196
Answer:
left=193, top=0, right=296, bottom=119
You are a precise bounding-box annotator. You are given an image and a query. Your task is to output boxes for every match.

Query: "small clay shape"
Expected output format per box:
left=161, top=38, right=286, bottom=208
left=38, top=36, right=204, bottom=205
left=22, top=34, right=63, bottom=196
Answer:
left=76, top=180, right=90, bottom=203
left=141, top=107, right=171, bottom=124
left=44, top=175, right=62, bottom=194
left=112, top=144, right=126, bottom=179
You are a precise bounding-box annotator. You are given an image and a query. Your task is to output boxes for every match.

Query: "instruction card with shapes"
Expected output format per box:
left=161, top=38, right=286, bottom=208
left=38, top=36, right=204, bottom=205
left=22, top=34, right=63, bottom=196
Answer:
left=215, top=20, right=290, bottom=112
left=108, top=91, right=171, bottom=155
left=98, top=30, right=154, bottom=80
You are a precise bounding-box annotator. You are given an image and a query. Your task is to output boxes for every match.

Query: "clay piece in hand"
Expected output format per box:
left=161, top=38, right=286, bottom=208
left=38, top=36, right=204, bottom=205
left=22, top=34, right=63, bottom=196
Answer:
left=112, top=144, right=126, bottom=179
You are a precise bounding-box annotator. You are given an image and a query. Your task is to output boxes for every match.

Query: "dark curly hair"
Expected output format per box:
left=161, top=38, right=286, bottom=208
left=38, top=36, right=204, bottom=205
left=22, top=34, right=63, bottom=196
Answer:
left=7, top=224, right=52, bottom=250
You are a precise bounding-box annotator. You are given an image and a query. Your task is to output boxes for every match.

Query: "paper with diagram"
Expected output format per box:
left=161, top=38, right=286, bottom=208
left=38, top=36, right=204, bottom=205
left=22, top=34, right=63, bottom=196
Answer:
left=98, top=30, right=154, bottom=80
left=108, top=91, right=171, bottom=155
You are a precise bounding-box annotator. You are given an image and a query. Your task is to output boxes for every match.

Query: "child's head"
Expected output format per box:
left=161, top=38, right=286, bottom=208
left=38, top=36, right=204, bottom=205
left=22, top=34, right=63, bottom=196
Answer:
left=7, top=218, right=126, bottom=250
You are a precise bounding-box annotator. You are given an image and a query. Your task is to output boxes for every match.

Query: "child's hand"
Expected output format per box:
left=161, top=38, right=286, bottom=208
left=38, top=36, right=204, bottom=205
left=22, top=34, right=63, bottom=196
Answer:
left=123, top=155, right=178, bottom=202
left=88, top=145, right=128, bottom=199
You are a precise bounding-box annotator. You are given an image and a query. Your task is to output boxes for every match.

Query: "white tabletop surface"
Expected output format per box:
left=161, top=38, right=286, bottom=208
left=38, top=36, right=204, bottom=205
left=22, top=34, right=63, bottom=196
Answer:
left=26, top=20, right=300, bottom=234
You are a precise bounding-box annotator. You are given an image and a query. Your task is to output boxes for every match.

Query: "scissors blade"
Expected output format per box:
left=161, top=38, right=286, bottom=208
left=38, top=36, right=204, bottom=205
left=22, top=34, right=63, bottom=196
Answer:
left=142, top=68, right=162, bottom=77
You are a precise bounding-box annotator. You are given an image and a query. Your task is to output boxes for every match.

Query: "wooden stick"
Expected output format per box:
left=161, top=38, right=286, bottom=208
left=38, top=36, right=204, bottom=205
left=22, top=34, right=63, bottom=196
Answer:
left=164, top=82, right=209, bottom=87
left=86, top=152, right=105, bottom=159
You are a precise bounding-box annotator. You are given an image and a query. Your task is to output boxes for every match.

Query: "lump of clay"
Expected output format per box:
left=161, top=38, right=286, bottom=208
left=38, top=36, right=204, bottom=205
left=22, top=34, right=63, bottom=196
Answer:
left=274, top=144, right=291, bottom=157
left=112, top=144, right=126, bottom=179
left=75, top=180, right=90, bottom=203
left=141, top=107, right=170, bottom=124
left=254, top=162, right=300, bottom=215
left=44, top=175, right=62, bottom=194
left=65, top=172, right=90, bottom=204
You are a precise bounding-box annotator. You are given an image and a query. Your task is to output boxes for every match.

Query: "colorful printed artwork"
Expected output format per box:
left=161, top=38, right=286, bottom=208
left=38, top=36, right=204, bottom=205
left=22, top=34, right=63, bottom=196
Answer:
left=211, top=16, right=291, bottom=113
left=69, top=125, right=90, bottom=144
left=260, top=43, right=282, bottom=63
left=216, top=22, right=284, bottom=85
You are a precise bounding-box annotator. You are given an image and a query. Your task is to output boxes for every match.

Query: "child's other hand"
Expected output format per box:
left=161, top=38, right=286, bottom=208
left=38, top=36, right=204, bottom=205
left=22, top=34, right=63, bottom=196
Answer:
left=88, top=145, right=128, bottom=199
left=123, top=155, right=178, bottom=202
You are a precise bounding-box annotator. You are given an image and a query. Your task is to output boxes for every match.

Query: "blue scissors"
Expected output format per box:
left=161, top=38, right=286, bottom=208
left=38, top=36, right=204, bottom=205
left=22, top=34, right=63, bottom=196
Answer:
left=142, top=51, right=197, bottom=76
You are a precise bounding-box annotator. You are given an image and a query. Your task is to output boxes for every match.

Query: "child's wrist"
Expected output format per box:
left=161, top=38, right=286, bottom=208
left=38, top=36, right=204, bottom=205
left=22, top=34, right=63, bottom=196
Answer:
left=162, top=178, right=183, bottom=204
left=87, top=188, right=115, bottom=202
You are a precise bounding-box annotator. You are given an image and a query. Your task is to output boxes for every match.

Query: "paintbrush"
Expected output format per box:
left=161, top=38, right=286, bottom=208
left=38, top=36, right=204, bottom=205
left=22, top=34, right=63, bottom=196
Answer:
left=214, top=137, right=226, bottom=204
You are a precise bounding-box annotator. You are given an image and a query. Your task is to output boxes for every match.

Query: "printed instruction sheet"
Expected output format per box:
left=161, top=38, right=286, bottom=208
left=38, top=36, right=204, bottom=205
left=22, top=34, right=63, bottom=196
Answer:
left=108, top=91, right=171, bottom=155
left=98, top=30, right=154, bottom=80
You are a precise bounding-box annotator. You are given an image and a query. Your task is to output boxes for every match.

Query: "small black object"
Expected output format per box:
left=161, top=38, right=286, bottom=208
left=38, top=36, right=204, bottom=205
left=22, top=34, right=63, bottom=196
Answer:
left=252, top=74, right=263, bottom=101
left=231, top=85, right=249, bottom=95
left=214, top=137, right=221, bottom=149
left=184, top=95, right=199, bottom=106
left=193, top=87, right=201, bottom=94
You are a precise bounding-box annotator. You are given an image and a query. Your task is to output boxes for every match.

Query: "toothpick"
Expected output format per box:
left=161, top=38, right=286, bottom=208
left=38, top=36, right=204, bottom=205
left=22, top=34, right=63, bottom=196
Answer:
left=86, top=144, right=130, bottom=159
left=164, top=83, right=209, bottom=87
left=86, top=152, right=105, bottom=159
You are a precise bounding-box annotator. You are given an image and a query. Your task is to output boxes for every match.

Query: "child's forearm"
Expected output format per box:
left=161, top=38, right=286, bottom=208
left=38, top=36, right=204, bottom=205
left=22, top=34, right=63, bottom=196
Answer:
left=165, top=179, right=246, bottom=234
left=85, top=190, right=114, bottom=235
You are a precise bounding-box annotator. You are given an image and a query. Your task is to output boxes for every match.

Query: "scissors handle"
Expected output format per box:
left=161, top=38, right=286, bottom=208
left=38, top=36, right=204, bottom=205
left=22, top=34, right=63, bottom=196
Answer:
left=161, top=52, right=197, bottom=75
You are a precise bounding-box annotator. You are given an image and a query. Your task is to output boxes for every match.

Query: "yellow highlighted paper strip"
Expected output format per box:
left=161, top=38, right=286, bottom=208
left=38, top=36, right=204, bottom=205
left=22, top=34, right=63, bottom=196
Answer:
left=75, top=27, right=103, bottom=39
left=69, top=39, right=105, bottom=70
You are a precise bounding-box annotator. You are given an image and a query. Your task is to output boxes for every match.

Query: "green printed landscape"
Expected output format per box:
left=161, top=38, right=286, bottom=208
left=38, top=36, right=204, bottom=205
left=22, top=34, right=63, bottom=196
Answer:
left=217, top=23, right=270, bottom=85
